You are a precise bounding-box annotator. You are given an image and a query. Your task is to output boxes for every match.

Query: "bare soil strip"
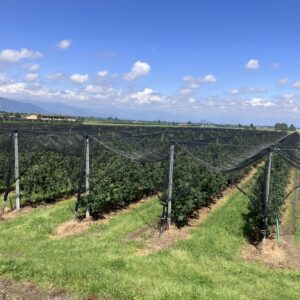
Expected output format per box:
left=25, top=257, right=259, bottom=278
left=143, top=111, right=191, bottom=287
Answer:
left=242, top=236, right=300, bottom=269
left=51, top=196, right=155, bottom=239
left=283, top=235, right=300, bottom=268
left=125, top=165, right=261, bottom=256
left=0, top=278, right=75, bottom=300
left=0, top=206, right=35, bottom=221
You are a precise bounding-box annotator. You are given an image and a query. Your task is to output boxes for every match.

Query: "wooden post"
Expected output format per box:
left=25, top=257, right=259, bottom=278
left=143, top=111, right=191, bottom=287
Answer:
left=262, top=149, right=272, bottom=245
left=14, top=131, right=20, bottom=210
left=167, top=145, right=175, bottom=228
left=85, top=136, right=90, bottom=218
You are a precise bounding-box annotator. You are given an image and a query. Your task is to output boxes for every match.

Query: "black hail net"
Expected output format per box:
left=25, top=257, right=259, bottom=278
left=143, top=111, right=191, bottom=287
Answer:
left=0, top=123, right=297, bottom=227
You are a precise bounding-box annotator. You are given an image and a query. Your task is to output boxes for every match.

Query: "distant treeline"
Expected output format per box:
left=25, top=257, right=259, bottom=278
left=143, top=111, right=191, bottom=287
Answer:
left=274, top=123, right=296, bottom=131
left=0, top=111, right=297, bottom=130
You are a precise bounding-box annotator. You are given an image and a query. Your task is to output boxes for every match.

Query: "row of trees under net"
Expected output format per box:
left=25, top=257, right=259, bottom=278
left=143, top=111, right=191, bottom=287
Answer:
left=0, top=123, right=299, bottom=242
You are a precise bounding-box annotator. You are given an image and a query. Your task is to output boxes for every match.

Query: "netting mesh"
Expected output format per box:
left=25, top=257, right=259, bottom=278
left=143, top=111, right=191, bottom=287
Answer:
left=0, top=123, right=297, bottom=226
left=274, top=132, right=300, bottom=169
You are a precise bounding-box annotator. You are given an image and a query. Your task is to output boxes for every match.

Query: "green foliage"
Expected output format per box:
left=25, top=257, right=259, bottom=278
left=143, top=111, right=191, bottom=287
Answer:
left=79, top=127, right=283, bottom=222
left=246, top=154, right=290, bottom=240
left=290, top=124, right=296, bottom=131
left=20, top=152, right=79, bottom=204
left=274, top=122, right=296, bottom=131
left=80, top=154, right=165, bottom=218
left=0, top=152, right=9, bottom=192
left=172, top=154, right=228, bottom=226
left=0, top=124, right=289, bottom=226
left=275, top=123, right=289, bottom=131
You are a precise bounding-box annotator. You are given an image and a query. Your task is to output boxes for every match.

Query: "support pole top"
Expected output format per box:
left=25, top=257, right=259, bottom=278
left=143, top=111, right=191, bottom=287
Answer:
left=268, top=146, right=274, bottom=153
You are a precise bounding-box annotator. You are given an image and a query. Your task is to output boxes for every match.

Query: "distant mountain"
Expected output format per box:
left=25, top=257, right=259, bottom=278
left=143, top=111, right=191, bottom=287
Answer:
left=31, top=101, right=94, bottom=117
left=0, top=97, right=46, bottom=114
left=0, top=97, right=96, bottom=117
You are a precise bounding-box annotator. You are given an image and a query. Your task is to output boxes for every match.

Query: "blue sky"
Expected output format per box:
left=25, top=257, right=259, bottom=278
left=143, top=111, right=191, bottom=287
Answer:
left=0, top=0, right=300, bottom=125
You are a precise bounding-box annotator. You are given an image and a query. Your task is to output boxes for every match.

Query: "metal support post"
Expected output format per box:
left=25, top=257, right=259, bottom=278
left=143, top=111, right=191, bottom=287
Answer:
left=14, top=131, right=20, bottom=210
left=262, top=149, right=272, bottom=245
left=167, top=145, right=175, bottom=228
left=85, top=136, right=90, bottom=218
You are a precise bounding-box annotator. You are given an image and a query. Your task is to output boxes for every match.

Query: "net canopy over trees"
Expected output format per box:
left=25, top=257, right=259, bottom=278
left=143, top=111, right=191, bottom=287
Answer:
left=0, top=123, right=298, bottom=234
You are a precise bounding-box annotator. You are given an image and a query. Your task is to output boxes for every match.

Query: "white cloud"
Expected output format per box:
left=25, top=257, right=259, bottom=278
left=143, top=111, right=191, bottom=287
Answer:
left=0, top=81, right=88, bottom=102
left=0, top=73, right=9, bottom=83
left=123, top=61, right=151, bottom=80
left=97, top=70, right=109, bottom=78
left=25, top=73, right=39, bottom=82
left=85, top=84, right=102, bottom=94
left=83, top=85, right=116, bottom=100
left=245, top=59, right=260, bottom=70
left=202, top=74, right=217, bottom=83
left=190, top=83, right=200, bottom=89
left=2, top=63, right=300, bottom=122
left=293, top=81, right=300, bottom=88
left=0, top=82, right=27, bottom=94
left=130, top=88, right=163, bottom=104
left=279, top=94, right=297, bottom=103
left=183, top=74, right=218, bottom=83
left=183, top=75, right=194, bottom=82
left=248, top=97, right=275, bottom=107
left=1, top=77, right=299, bottom=121
left=46, top=72, right=65, bottom=81
left=180, top=74, right=218, bottom=95
left=180, top=88, right=193, bottom=95
left=229, top=87, right=267, bottom=95
left=70, top=73, right=89, bottom=84
left=229, top=89, right=239, bottom=95
left=57, top=39, right=71, bottom=49
left=188, top=98, right=196, bottom=103
left=277, top=78, right=289, bottom=85
left=270, top=94, right=300, bottom=114
left=24, top=63, right=40, bottom=71
left=0, top=48, right=43, bottom=63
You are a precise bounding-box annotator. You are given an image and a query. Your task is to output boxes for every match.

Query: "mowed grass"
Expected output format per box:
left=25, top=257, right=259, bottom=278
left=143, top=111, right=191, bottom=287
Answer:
left=0, top=190, right=299, bottom=299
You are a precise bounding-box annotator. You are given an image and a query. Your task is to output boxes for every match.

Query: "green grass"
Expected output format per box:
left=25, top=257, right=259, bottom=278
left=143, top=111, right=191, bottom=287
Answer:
left=0, top=189, right=299, bottom=299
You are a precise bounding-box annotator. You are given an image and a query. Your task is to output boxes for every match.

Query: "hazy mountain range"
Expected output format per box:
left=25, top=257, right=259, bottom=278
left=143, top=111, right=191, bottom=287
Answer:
left=0, top=97, right=94, bottom=116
